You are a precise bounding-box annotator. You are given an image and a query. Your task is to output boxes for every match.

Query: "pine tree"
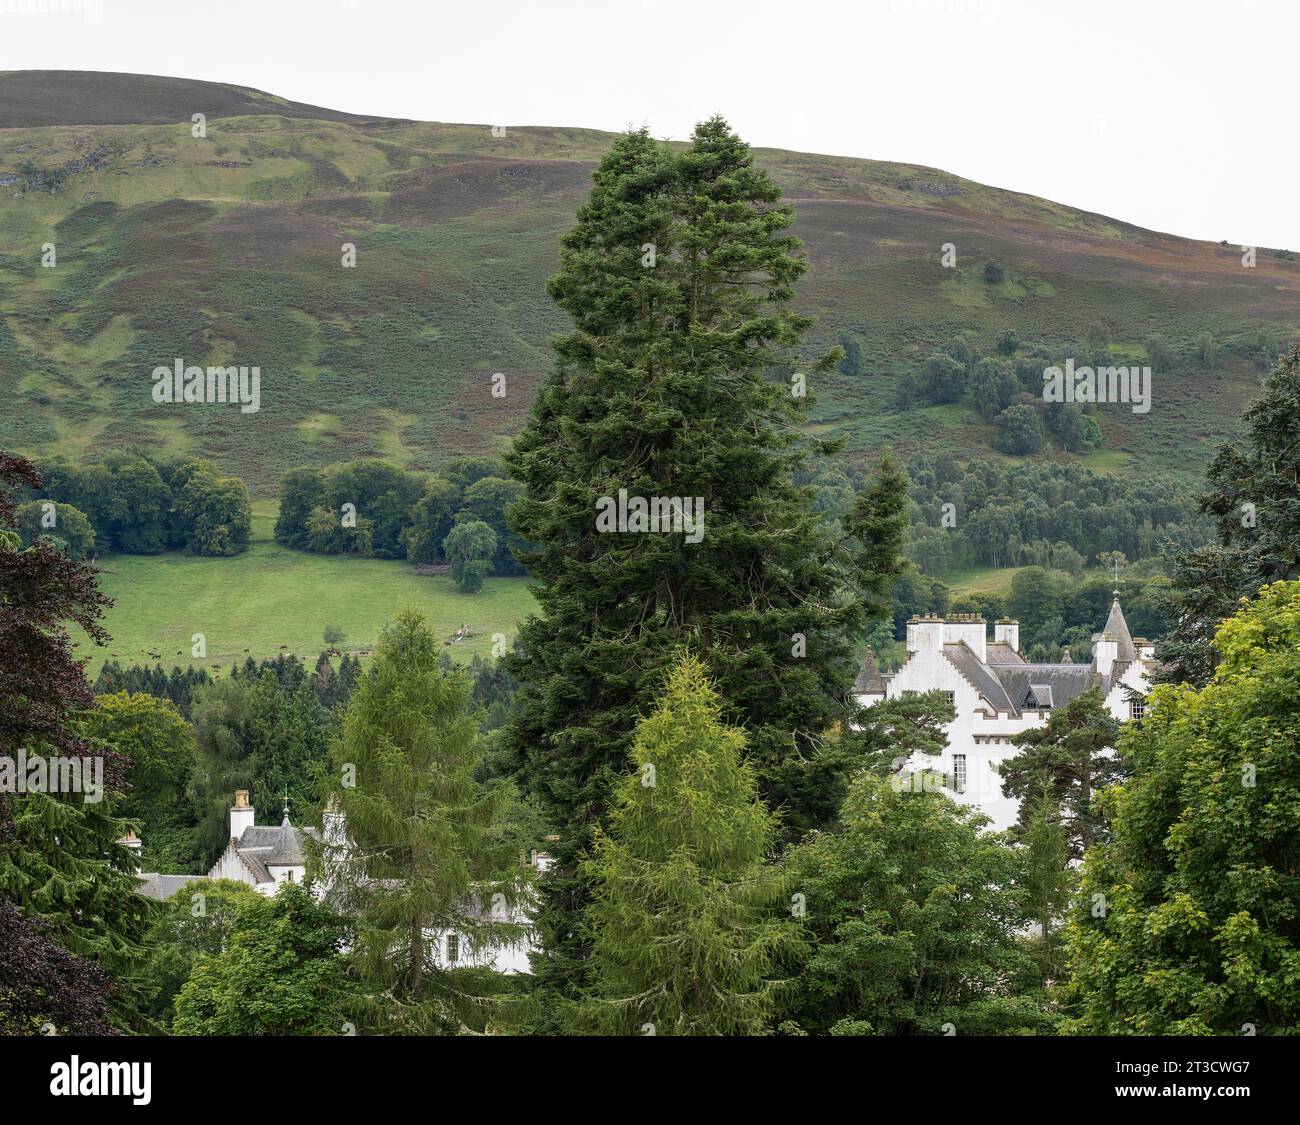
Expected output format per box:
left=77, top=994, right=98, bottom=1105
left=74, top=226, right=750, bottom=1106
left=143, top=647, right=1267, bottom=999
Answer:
left=1159, top=345, right=1300, bottom=685
left=999, top=687, right=1123, bottom=860
left=319, top=608, right=527, bottom=1034
left=502, top=121, right=906, bottom=1004
left=580, top=655, right=797, bottom=1035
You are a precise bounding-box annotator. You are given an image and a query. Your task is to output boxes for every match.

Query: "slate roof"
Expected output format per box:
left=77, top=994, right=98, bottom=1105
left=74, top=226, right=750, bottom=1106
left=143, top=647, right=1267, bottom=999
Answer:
left=986, top=642, right=1025, bottom=665
left=853, top=647, right=886, bottom=694
left=942, top=643, right=1015, bottom=714
left=266, top=816, right=306, bottom=867
left=992, top=664, right=1099, bottom=715
left=232, top=822, right=318, bottom=883
left=136, top=873, right=208, bottom=901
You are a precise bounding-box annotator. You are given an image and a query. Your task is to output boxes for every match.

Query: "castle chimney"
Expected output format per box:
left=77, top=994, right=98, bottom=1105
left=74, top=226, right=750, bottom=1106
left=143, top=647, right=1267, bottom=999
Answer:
left=943, top=614, right=986, bottom=662
left=1093, top=632, right=1118, bottom=679
left=230, top=789, right=255, bottom=843
left=906, top=615, right=945, bottom=657
left=994, top=619, right=1020, bottom=653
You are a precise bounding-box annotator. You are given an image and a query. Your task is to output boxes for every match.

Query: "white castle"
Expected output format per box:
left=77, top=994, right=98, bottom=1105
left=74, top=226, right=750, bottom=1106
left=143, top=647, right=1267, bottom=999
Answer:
left=853, top=594, right=1153, bottom=831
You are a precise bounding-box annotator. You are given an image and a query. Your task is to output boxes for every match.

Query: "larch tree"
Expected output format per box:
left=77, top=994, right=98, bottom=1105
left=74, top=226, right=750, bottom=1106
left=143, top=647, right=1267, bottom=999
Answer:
left=580, top=655, right=798, bottom=1035
left=318, top=608, right=529, bottom=1034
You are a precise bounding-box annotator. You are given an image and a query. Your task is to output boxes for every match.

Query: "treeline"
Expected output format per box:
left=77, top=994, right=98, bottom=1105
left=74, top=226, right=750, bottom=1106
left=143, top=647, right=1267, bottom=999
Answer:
left=90, top=642, right=520, bottom=874
left=804, top=453, right=1205, bottom=578
left=274, top=455, right=529, bottom=583
left=900, top=452, right=1207, bottom=573
left=25, top=450, right=252, bottom=557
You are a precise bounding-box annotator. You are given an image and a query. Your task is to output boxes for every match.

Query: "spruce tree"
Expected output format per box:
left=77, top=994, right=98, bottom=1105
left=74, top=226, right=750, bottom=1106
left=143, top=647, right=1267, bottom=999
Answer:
left=579, top=655, right=797, bottom=1035
left=503, top=121, right=906, bottom=1004
left=319, top=608, right=527, bottom=1033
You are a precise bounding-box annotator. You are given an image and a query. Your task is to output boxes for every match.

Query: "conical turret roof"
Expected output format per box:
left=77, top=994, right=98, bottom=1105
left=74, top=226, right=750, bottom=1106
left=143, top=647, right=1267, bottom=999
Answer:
left=266, top=812, right=305, bottom=867
left=1103, top=592, right=1137, bottom=663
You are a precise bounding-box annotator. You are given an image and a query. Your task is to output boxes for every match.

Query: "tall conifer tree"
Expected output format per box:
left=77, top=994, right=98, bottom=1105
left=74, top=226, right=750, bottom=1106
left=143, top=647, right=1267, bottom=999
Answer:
left=503, top=121, right=906, bottom=1004
left=319, top=609, right=527, bottom=1033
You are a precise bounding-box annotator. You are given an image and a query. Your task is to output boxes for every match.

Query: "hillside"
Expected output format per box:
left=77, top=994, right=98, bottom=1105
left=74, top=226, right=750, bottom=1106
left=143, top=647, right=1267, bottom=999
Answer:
left=2, top=70, right=1297, bottom=492
left=0, top=70, right=404, bottom=128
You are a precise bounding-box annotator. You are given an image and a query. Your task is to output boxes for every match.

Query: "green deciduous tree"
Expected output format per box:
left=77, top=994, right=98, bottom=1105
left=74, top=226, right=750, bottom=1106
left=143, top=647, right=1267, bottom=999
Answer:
left=1065, top=581, right=1300, bottom=1033
left=779, top=770, right=1051, bottom=1035
left=173, top=882, right=354, bottom=1036
left=140, top=879, right=259, bottom=1030
left=15, top=500, right=95, bottom=559
left=78, top=692, right=198, bottom=872
left=403, top=476, right=460, bottom=564
left=443, top=519, right=497, bottom=593
left=993, top=403, right=1045, bottom=455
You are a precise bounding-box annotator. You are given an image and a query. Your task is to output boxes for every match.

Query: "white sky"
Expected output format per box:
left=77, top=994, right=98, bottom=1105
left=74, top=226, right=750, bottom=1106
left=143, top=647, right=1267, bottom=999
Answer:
left=2, top=0, right=1295, bottom=248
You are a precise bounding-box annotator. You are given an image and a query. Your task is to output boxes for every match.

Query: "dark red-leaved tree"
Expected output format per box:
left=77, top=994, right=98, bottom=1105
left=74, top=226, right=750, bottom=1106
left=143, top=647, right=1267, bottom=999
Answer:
left=0, top=898, right=117, bottom=1035
left=1, top=450, right=147, bottom=1032
left=0, top=450, right=115, bottom=770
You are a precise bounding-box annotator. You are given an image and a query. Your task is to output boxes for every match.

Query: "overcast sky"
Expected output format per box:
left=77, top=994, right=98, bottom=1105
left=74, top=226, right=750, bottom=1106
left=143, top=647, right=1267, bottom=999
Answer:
left=2, top=0, right=1295, bottom=248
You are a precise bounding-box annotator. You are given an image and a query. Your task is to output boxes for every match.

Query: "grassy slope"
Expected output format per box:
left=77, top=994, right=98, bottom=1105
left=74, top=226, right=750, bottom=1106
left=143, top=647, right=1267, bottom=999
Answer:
left=77, top=500, right=536, bottom=673
left=1, top=71, right=1297, bottom=497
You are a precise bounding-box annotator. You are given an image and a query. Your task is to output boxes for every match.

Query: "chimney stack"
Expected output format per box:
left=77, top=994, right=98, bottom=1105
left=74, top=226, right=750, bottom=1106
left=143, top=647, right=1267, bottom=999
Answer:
left=230, top=789, right=255, bottom=843
left=1093, top=632, right=1118, bottom=678
left=994, top=619, right=1020, bottom=653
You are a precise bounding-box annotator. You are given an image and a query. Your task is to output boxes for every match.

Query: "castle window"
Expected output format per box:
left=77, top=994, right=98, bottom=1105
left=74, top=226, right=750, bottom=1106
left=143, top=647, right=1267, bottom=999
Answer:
left=944, top=691, right=955, bottom=707
left=1131, top=698, right=1146, bottom=721
left=952, top=754, right=967, bottom=794
left=446, top=934, right=460, bottom=964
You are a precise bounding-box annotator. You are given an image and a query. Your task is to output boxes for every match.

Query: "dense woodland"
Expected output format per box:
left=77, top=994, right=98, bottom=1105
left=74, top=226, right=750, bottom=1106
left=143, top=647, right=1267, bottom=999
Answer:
left=3, top=119, right=1298, bottom=1038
